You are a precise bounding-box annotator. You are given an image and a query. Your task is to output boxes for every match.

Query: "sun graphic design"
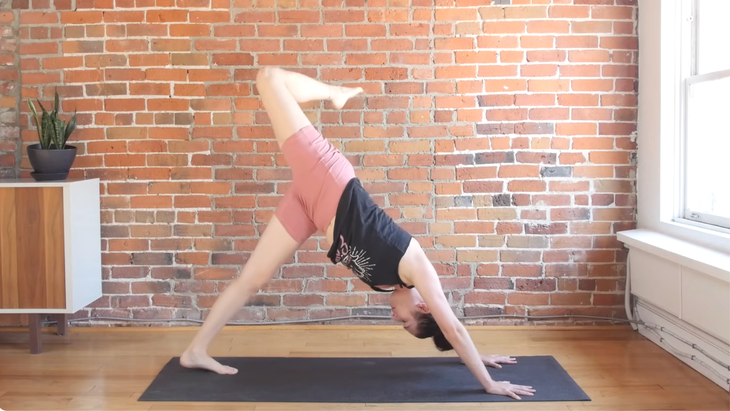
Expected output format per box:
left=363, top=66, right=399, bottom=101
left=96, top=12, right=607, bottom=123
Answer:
left=335, top=235, right=376, bottom=282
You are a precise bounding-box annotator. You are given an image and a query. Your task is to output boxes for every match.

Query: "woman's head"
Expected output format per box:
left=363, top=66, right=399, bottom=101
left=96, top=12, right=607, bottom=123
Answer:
left=389, top=286, right=453, bottom=351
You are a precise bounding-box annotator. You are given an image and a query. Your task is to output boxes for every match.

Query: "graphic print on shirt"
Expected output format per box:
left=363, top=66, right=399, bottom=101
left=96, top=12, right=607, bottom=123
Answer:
left=335, top=235, right=375, bottom=282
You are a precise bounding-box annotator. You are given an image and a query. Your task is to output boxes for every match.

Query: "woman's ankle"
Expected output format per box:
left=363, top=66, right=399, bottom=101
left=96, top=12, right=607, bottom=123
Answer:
left=182, top=344, right=206, bottom=356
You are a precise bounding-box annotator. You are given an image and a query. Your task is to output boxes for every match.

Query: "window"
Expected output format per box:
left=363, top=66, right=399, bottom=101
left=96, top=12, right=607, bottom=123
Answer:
left=680, top=0, right=730, bottom=231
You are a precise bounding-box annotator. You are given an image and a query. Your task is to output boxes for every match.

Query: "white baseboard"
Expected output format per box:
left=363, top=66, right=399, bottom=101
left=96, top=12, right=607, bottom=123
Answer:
left=634, top=299, right=730, bottom=392
left=619, top=228, right=730, bottom=392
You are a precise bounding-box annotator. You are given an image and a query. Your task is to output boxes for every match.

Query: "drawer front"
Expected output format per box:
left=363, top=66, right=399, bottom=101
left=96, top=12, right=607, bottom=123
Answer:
left=0, top=187, right=66, bottom=309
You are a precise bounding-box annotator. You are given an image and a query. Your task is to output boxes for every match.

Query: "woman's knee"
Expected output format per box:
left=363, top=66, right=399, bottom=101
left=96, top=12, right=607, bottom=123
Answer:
left=233, top=269, right=269, bottom=294
left=256, top=66, right=283, bottom=86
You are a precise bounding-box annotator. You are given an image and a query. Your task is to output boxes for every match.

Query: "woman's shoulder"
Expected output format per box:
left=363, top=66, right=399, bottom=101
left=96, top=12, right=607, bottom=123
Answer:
left=397, top=237, right=426, bottom=285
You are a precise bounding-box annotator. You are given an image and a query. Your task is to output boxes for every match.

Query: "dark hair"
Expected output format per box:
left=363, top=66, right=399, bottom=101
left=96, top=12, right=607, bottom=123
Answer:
left=414, top=312, right=453, bottom=351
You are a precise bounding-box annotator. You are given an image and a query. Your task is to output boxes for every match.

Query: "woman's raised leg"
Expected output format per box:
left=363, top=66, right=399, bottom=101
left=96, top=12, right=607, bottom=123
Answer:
left=179, top=68, right=363, bottom=374
left=179, top=215, right=301, bottom=374
left=255, top=67, right=363, bottom=146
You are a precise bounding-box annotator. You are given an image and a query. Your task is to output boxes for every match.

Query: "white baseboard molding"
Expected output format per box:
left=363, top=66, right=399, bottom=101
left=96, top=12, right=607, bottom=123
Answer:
left=634, top=299, right=730, bottom=392
left=619, top=228, right=730, bottom=391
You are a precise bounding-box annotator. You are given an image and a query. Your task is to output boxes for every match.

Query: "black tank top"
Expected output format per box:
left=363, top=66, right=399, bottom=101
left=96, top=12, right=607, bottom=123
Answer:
left=327, top=178, right=414, bottom=292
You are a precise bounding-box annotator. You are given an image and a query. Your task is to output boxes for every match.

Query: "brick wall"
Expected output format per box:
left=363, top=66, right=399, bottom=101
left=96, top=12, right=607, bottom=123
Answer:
left=0, top=0, right=19, bottom=179
left=15, top=0, right=637, bottom=326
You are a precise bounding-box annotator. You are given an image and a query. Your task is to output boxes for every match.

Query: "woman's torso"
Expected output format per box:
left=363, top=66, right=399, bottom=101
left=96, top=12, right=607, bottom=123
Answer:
left=327, top=178, right=414, bottom=292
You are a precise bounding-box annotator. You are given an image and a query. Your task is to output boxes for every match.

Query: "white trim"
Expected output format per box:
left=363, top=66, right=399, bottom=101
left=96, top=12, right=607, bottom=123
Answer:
left=677, top=217, right=730, bottom=236
left=676, top=0, right=694, bottom=222
left=636, top=0, right=730, bottom=252
left=686, top=68, right=730, bottom=84
left=0, top=178, right=90, bottom=188
left=623, top=242, right=730, bottom=390
left=683, top=212, right=730, bottom=231
left=689, top=0, right=698, bottom=76
left=635, top=299, right=730, bottom=391
left=64, top=183, right=73, bottom=312
left=618, top=229, right=730, bottom=285
left=681, top=67, right=730, bottom=230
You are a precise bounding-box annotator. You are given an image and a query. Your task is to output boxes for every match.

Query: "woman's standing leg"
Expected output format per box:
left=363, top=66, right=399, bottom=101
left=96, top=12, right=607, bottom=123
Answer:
left=180, top=215, right=301, bottom=374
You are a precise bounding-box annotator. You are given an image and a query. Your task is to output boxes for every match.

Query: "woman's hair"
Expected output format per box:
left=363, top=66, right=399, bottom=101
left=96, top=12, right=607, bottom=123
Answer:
left=414, top=312, right=453, bottom=351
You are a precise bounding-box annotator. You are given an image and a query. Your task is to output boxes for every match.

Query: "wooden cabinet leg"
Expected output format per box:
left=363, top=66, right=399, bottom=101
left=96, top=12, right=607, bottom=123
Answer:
left=28, top=314, right=42, bottom=354
left=54, top=314, right=68, bottom=336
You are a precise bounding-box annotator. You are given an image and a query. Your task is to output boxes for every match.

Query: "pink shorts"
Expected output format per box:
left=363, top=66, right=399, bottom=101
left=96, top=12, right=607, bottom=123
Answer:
left=275, top=125, right=356, bottom=244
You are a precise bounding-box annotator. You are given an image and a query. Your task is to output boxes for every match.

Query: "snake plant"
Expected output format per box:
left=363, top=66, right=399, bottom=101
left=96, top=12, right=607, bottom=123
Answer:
left=27, top=89, right=77, bottom=150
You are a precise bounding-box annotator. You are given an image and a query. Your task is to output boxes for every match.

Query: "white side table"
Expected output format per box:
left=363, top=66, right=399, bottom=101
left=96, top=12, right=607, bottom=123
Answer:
left=0, top=178, right=102, bottom=353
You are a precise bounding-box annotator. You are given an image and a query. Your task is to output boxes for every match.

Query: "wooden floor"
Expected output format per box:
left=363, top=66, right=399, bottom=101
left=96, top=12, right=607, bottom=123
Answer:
left=0, top=325, right=728, bottom=410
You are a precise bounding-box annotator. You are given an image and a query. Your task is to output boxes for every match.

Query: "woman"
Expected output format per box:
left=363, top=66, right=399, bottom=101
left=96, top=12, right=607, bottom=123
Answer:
left=180, top=67, right=536, bottom=401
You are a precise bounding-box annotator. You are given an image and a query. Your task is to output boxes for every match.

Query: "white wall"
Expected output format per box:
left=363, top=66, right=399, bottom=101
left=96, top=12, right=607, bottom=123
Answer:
left=618, top=0, right=730, bottom=392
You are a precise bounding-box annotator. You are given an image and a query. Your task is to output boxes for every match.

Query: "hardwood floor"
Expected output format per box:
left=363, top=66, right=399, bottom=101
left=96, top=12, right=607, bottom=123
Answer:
left=0, top=325, right=727, bottom=410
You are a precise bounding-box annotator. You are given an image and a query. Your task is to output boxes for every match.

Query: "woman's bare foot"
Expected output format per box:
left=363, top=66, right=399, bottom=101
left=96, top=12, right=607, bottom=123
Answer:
left=180, top=349, right=238, bottom=375
left=330, top=86, right=363, bottom=109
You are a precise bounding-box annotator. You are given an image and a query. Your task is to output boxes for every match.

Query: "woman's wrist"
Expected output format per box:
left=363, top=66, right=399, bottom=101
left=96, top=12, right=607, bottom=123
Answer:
left=479, top=369, right=495, bottom=389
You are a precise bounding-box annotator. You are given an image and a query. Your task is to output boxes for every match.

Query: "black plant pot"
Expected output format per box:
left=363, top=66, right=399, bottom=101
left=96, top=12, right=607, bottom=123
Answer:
left=27, top=143, right=77, bottom=181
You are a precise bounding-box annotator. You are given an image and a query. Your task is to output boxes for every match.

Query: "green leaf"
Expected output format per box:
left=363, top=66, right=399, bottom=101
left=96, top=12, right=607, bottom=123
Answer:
left=41, top=112, right=52, bottom=149
left=63, top=111, right=76, bottom=145
left=27, top=100, right=41, bottom=145
left=53, top=88, right=59, bottom=115
left=37, top=98, right=47, bottom=115
left=40, top=112, right=46, bottom=149
left=53, top=118, right=65, bottom=149
left=51, top=118, right=58, bottom=149
left=33, top=92, right=74, bottom=149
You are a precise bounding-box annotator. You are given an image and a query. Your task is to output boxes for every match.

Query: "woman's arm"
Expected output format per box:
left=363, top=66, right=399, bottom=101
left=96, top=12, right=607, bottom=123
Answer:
left=400, top=241, right=535, bottom=400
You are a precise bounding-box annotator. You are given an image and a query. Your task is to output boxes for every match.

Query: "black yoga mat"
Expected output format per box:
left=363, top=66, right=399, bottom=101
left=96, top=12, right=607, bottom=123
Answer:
left=139, top=356, right=590, bottom=403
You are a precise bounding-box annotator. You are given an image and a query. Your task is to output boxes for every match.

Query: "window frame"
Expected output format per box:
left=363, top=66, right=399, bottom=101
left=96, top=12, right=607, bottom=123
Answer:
left=675, top=0, right=730, bottom=233
left=632, top=0, right=730, bottom=255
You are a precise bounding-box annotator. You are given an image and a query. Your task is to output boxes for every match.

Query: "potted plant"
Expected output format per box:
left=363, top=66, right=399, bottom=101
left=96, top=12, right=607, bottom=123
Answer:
left=27, top=89, right=77, bottom=181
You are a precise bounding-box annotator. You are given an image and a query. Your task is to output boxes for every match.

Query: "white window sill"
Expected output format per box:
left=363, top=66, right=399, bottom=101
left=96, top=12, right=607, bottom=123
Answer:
left=617, top=228, right=730, bottom=285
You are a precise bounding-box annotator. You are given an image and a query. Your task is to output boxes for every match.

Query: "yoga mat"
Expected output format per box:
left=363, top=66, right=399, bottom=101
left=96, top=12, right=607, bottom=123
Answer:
left=139, top=356, right=590, bottom=403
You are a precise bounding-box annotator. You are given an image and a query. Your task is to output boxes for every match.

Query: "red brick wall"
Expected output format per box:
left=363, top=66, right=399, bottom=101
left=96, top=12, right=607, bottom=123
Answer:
left=15, top=0, right=637, bottom=325
left=0, top=0, right=18, bottom=179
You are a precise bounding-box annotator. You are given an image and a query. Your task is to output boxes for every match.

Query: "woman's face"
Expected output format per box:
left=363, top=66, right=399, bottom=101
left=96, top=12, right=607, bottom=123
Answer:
left=389, top=286, right=429, bottom=336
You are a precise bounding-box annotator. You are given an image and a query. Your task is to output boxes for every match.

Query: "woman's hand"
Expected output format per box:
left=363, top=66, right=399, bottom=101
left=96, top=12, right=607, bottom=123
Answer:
left=482, top=354, right=517, bottom=369
left=485, top=380, right=536, bottom=400
left=401, top=241, right=536, bottom=399
left=460, top=354, right=517, bottom=368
